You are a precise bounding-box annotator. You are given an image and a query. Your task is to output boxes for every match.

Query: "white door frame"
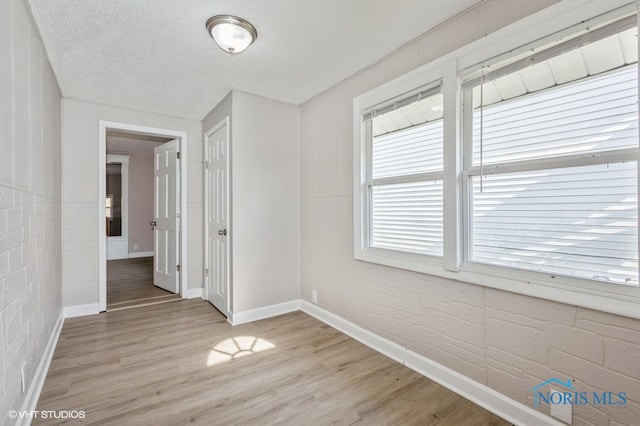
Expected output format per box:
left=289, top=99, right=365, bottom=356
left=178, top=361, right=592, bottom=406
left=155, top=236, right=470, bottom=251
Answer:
left=204, top=117, right=231, bottom=316
left=99, top=121, right=188, bottom=312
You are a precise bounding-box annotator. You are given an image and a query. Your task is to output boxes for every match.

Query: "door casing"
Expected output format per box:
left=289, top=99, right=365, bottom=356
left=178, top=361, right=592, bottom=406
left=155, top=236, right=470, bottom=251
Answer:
left=98, top=121, right=188, bottom=312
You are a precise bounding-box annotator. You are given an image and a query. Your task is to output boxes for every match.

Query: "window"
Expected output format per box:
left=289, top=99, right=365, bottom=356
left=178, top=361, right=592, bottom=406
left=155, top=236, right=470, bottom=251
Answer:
left=106, top=195, right=113, bottom=219
left=463, top=17, right=639, bottom=286
left=354, top=3, right=640, bottom=316
left=362, top=84, right=444, bottom=257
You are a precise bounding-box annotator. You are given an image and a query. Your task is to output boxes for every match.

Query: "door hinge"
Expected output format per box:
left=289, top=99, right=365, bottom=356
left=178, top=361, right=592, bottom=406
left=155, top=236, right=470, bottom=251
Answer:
left=177, top=264, right=181, bottom=272
left=177, top=152, right=181, bottom=160
left=205, top=268, right=209, bottom=276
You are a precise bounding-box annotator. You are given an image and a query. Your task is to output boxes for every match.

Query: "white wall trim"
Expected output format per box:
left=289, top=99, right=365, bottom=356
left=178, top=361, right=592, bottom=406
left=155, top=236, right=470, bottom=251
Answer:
left=99, top=121, right=189, bottom=312
left=128, top=251, right=154, bottom=259
left=186, top=287, right=203, bottom=299
left=230, top=300, right=301, bottom=326
left=63, top=303, right=101, bottom=318
left=300, top=301, right=563, bottom=426
left=17, top=312, right=64, bottom=426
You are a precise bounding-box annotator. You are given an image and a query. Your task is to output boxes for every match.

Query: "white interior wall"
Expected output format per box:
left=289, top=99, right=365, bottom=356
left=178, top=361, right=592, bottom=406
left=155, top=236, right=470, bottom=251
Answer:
left=129, top=145, right=155, bottom=255
left=202, top=90, right=300, bottom=316
left=232, top=91, right=300, bottom=314
left=202, top=91, right=232, bottom=134
left=3, top=0, right=639, bottom=424
left=0, top=0, right=62, bottom=420
left=61, top=99, right=203, bottom=307
left=299, top=0, right=640, bottom=424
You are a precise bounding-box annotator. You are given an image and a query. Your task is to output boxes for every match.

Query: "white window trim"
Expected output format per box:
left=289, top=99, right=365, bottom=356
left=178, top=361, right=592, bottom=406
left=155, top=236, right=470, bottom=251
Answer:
left=364, top=83, right=445, bottom=258
left=353, top=0, right=640, bottom=319
left=354, top=68, right=446, bottom=272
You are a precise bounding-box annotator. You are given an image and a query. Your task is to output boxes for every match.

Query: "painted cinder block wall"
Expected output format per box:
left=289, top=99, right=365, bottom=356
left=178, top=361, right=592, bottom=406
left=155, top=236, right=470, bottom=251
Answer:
left=298, top=0, right=640, bottom=424
left=0, top=0, right=63, bottom=421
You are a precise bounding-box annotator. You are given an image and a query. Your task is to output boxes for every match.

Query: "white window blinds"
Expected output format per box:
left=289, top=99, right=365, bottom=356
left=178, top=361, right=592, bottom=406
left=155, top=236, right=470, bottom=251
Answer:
left=471, top=162, right=637, bottom=284
left=465, top=17, right=639, bottom=286
left=366, top=86, right=444, bottom=257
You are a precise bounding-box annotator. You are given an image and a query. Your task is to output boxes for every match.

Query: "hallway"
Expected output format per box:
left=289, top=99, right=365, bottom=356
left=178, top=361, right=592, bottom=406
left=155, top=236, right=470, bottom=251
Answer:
left=107, top=257, right=181, bottom=311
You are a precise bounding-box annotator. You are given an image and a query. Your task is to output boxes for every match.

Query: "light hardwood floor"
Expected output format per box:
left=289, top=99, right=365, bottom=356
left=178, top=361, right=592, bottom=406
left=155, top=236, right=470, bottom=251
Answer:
left=107, top=257, right=181, bottom=311
left=35, top=300, right=508, bottom=425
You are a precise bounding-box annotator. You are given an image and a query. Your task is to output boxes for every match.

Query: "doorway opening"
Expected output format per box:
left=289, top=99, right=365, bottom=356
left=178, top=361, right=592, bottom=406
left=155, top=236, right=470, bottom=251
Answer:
left=99, top=121, right=189, bottom=312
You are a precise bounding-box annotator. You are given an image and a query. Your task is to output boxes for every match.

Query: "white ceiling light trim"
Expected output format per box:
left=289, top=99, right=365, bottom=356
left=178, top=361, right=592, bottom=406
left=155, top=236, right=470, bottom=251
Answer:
left=206, top=15, right=257, bottom=54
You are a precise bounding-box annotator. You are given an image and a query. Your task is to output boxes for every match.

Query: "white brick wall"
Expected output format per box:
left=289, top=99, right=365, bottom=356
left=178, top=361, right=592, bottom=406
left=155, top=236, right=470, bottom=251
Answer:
left=61, top=201, right=99, bottom=306
left=0, top=0, right=63, bottom=423
left=299, top=1, right=640, bottom=424
left=0, top=189, right=61, bottom=419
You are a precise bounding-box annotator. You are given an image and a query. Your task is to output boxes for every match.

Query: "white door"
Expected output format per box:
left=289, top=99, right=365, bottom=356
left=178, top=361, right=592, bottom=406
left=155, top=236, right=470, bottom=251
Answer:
left=154, top=139, right=180, bottom=293
left=205, top=122, right=229, bottom=316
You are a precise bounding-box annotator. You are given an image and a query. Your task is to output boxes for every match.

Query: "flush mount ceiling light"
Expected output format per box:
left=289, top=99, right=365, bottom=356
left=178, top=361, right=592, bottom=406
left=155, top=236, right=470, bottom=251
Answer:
left=206, top=15, right=258, bottom=54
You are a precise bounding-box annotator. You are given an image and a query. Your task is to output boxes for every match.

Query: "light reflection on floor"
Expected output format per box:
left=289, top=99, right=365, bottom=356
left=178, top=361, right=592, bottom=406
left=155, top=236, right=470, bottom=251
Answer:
left=207, top=336, right=275, bottom=366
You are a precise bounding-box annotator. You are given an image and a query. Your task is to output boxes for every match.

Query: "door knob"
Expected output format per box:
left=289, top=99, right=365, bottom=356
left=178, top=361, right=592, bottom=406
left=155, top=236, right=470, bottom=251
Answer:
left=218, top=229, right=227, bottom=236
left=150, top=221, right=157, bottom=226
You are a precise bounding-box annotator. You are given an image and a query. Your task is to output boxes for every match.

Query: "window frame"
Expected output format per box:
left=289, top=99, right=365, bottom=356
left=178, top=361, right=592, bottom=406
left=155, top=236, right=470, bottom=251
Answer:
left=353, top=0, right=640, bottom=319
left=365, top=83, right=445, bottom=258
left=355, top=69, right=448, bottom=273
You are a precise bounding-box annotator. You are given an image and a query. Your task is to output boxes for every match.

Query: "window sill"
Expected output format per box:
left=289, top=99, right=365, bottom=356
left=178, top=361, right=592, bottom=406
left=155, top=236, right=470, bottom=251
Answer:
left=354, top=247, right=640, bottom=319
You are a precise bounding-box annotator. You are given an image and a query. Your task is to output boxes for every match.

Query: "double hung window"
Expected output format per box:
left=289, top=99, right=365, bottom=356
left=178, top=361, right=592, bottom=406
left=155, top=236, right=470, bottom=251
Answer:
left=462, top=16, right=638, bottom=285
left=363, top=85, right=445, bottom=257
left=354, top=4, right=640, bottom=314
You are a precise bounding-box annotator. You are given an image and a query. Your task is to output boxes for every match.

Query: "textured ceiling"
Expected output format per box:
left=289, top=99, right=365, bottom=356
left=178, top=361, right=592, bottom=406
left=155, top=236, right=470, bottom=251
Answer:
left=27, top=0, right=481, bottom=120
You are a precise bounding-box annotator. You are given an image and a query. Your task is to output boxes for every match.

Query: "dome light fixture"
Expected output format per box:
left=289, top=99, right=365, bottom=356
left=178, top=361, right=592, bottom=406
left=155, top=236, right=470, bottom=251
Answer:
left=206, top=15, right=258, bottom=54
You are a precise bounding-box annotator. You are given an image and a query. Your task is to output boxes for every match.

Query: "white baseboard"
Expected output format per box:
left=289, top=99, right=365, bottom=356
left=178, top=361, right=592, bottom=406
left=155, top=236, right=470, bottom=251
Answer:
left=17, top=311, right=64, bottom=426
left=186, top=287, right=203, bottom=299
left=231, top=300, right=301, bottom=326
left=300, top=300, right=561, bottom=426
left=63, top=303, right=101, bottom=318
left=128, top=251, right=154, bottom=259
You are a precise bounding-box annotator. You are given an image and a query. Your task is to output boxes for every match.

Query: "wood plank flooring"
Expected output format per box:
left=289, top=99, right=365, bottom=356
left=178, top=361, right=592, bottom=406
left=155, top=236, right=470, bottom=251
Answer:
left=35, top=300, right=508, bottom=425
left=107, top=257, right=181, bottom=311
